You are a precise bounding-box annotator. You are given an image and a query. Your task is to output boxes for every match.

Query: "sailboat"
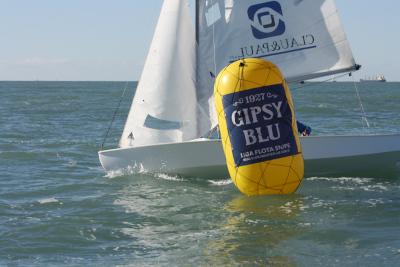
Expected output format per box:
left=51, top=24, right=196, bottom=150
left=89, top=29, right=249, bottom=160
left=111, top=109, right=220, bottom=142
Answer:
left=99, top=0, right=400, bottom=178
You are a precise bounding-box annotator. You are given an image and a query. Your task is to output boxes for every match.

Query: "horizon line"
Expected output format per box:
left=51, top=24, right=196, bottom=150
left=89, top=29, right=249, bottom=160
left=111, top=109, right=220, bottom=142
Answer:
left=0, top=80, right=397, bottom=83
left=0, top=80, right=139, bottom=82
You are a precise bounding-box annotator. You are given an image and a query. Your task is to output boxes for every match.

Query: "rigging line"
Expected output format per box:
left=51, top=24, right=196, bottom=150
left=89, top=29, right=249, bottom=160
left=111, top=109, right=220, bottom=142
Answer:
left=291, top=72, right=350, bottom=91
left=101, top=81, right=130, bottom=150
left=212, top=11, right=217, bottom=77
left=352, top=75, right=371, bottom=129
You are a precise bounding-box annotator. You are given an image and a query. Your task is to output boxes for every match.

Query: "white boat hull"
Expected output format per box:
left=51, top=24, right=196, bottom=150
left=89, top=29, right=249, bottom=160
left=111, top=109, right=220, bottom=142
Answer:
left=99, top=135, right=400, bottom=178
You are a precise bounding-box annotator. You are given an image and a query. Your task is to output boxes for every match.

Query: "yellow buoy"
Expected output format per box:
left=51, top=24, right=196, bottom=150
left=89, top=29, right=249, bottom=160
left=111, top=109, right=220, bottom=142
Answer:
left=214, top=58, right=304, bottom=196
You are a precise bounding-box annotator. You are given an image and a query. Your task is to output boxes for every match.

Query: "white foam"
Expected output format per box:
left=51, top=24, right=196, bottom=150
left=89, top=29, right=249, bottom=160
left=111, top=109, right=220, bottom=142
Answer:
left=208, top=179, right=232, bottom=186
left=365, top=198, right=387, bottom=206
left=105, top=164, right=187, bottom=182
left=360, top=184, right=389, bottom=192
left=307, top=176, right=373, bottom=185
left=336, top=177, right=373, bottom=185
left=105, top=163, right=149, bottom=179
left=67, top=160, right=78, bottom=167
left=37, top=198, right=61, bottom=204
left=154, top=173, right=185, bottom=182
left=307, top=177, right=333, bottom=181
left=88, top=166, right=103, bottom=171
left=279, top=205, right=294, bottom=214
left=105, top=169, right=128, bottom=179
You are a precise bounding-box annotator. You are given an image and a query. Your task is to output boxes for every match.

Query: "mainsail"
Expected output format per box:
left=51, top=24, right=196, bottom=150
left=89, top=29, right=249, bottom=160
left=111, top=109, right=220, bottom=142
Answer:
left=119, top=0, right=197, bottom=148
left=196, top=0, right=358, bottom=136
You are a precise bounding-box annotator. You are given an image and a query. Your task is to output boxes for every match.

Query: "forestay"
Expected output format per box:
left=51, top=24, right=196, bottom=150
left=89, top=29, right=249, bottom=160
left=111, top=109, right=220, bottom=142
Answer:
left=196, top=0, right=358, bottom=136
left=119, top=0, right=197, bottom=148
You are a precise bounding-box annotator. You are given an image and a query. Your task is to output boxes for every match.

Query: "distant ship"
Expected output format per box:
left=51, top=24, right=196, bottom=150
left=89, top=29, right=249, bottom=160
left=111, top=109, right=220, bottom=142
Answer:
left=360, top=75, right=386, bottom=82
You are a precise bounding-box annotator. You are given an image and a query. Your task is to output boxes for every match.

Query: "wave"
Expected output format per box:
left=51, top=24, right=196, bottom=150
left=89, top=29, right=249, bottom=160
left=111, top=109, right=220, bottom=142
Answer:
left=306, top=176, right=393, bottom=192
left=307, top=176, right=373, bottom=184
left=154, top=173, right=186, bottom=182
left=208, top=179, right=232, bottom=186
left=37, top=198, right=61, bottom=204
left=105, top=163, right=185, bottom=182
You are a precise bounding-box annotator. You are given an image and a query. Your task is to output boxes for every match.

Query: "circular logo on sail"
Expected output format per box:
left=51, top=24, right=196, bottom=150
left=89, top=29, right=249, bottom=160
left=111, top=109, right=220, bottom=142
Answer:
left=248, top=1, right=286, bottom=39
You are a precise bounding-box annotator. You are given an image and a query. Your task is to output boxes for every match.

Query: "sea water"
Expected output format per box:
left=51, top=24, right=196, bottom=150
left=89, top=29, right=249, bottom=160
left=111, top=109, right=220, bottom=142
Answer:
left=0, top=81, right=399, bottom=266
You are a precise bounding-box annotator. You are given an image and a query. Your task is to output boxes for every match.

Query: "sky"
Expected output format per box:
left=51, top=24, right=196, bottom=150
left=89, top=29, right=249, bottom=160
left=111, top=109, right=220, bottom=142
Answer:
left=0, top=0, right=399, bottom=81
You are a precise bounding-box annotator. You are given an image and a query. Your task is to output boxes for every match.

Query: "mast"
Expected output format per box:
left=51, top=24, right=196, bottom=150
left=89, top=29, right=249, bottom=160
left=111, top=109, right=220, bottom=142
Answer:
left=195, top=0, right=204, bottom=137
left=195, top=0, right=200, bottom=44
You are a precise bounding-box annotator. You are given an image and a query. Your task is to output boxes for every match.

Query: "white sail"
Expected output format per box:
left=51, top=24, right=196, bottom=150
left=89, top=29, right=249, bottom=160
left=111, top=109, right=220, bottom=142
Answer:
left=197, top=0, right=358, bottom=134
left=120, top=0, right=197, bottom=148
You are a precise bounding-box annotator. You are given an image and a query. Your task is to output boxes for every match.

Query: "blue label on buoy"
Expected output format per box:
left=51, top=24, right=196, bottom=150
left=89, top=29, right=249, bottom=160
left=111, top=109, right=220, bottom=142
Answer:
left=222, top=84, right=298, bottom=167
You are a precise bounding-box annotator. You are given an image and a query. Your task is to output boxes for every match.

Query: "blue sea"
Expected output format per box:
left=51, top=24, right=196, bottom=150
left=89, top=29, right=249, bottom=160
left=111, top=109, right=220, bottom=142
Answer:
left=1, top=81, right=399, bottom=266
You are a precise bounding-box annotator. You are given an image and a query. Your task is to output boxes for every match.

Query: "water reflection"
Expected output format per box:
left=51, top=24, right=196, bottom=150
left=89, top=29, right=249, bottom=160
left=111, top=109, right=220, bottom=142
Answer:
left=204, top=194, right=306, bottom=266
left=111, top=175, right=310, bottom=265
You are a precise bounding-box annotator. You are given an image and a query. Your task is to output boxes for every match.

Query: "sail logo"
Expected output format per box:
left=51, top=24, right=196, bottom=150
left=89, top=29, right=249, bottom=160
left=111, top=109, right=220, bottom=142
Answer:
left=248, top=1, right=286, bottom=39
